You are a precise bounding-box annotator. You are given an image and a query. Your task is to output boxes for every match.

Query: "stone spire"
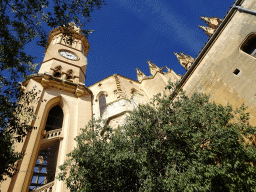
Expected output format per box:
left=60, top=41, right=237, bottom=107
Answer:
left=165, top=66, right=172, bottom=72
left=200, top=16, right=222, bottom=29
left=174, top=52, right=194, bottom=70
left=147, top=60, right=164, bottom=76
left=198, top=25, right=215, bottom=37
left=135, top=68, right=146, bottom=82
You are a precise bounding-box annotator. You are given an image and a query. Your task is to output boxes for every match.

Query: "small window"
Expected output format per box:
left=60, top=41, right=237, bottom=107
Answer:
left=66, top=75, right=72, bottom=80
left=53, top=66, right=62, bottom=78
left=131, top=88, right=137, bottom=95
left=65, top=69, right=73, bottom=82
left=241, top=33, right=256, bottom=57
left=233, top=68, right=240, bottom=75
left=53, top=72, right=61, bottom=78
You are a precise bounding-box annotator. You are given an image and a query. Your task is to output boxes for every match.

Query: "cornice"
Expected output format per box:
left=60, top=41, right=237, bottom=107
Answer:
left=23, top=73, right=92, bottom=97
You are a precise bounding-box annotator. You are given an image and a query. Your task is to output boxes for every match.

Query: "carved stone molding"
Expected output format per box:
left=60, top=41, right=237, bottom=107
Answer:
left=23, top=73, right=92, bottom=97
left=75, top=82, right=87, bottom=97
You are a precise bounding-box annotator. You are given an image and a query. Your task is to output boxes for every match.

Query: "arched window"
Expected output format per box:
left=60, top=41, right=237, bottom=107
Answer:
left=99, top=94, right=107, bottom=116
left=29, top=105, right=63, bottom=190
left=45, top=105, right=63, bottom=131
left=241, top=33, right=256, bottom=57
left=66, top=69, right=73, bottom=82
left=53, top=66, right=62, bottom=78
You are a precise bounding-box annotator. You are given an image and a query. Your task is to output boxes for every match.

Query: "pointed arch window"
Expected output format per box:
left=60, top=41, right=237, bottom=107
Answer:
left=99, top=94, right=107, bottom=116
left=29, top=105, right=63, bottom=190
left=65, top=69, right=74, bottom=82
left=45, top=105, right=63, bottom=131
left=241, top=33, right=256, bottom=57
left=53, top=66, right=62, bottom=78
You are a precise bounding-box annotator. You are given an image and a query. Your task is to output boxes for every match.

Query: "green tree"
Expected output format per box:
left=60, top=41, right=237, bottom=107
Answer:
left=59, top=84, right=256, bottom=192
left=0, top=0, right=106, bottom=181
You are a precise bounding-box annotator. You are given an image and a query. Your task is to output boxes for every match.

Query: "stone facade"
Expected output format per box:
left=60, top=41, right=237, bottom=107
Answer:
left=180, top=0, right=256, bottom=126
left=2, top=0, right=256, bottom=191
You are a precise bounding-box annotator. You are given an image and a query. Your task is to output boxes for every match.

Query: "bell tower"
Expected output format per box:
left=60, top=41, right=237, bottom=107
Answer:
left=2, top=24, right=93, bottom=192
left=39, top=22, right=90, bottom=84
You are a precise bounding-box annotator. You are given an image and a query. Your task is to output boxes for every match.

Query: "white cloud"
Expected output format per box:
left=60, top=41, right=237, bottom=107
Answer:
left=114, top=0, right=205, bottom=53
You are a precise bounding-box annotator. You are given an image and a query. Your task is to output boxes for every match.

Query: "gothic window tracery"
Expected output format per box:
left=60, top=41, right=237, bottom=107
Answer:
left=29, top=140, right=60, bottom=191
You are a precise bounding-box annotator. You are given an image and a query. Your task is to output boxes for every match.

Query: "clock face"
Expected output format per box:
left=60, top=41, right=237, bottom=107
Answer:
left=59, top=50, right=77, bottom=60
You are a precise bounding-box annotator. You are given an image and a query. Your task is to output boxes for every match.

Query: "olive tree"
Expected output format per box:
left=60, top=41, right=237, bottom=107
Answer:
left=59, top=84, right=256, bottom=191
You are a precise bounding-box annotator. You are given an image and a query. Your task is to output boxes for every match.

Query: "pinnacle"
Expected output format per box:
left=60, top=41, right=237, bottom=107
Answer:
left=174, top=52, right=194, bottom=70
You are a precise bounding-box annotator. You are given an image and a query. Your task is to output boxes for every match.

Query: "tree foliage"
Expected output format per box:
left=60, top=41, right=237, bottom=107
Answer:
left=59, top=84, right=256, bottom=192
left=0, top=0, right=105, bottom=181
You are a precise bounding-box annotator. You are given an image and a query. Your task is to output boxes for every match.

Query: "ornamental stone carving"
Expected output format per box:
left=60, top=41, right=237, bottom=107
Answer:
left=199, top=25, right=216, bottom=37
left=135, top=68, right=146, bottom=82
left=200, top=16, right=222, bottom=29
left=174, top=52, right=195, bottom=70
left=147, top=60, right=164, bottom=76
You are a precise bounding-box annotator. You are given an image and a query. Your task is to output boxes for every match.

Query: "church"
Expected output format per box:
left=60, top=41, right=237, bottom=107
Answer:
left=2, top=0, right=256, bottom=191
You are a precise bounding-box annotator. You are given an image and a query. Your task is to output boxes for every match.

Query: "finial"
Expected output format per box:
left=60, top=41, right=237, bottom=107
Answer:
left=199, top=25, right=215, bottom=37
left=165, top=66, right=172, bottom=72
left=174, top=52, right=194, bottom=70
left=135, top=68, right=146, bottom=82
left=200, top=16, right=222, bottom=29
left=147, top=60, right=164, bottom=76
left=147, top=60, right=154, bottom=67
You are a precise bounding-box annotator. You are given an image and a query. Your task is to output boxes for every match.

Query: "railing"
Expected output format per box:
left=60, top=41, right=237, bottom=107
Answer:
left=42, top=128, right=63, bottom=142
left=33, top=181, right=54, bottom=192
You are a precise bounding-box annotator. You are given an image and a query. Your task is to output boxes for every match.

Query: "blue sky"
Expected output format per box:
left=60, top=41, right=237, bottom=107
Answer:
left=26, top=0, right=235, bottom=86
